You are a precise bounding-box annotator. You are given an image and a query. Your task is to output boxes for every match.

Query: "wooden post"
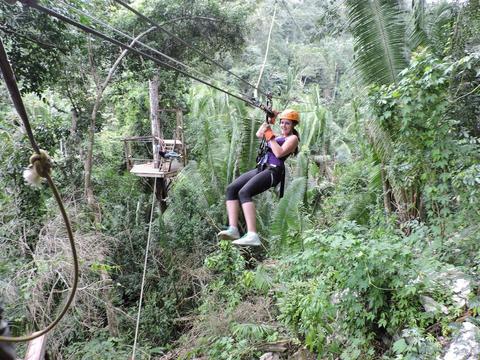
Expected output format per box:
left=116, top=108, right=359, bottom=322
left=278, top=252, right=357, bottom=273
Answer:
left=175, top=109, right=182, bottom=142
left=176, top=109, right=187, bottom=166
left=124, top=140, right=132, bottom=171
left=24, top=334, right=47, bottom=360
left=149, top=75, right=161, bottom=168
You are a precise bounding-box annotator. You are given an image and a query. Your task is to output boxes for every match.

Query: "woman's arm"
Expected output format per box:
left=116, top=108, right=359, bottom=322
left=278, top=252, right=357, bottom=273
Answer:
left=269, top=135, right=298, bottom=158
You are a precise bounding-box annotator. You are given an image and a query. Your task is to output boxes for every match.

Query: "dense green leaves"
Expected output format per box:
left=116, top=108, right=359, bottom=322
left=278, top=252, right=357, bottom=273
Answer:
left=1, top=0, right=479, bottom=359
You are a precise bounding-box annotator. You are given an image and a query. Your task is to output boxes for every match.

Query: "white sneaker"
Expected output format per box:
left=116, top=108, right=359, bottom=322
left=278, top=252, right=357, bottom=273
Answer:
left=217, top=226, right=240, bottom=240
left=232, top=232, right=261, bottom=246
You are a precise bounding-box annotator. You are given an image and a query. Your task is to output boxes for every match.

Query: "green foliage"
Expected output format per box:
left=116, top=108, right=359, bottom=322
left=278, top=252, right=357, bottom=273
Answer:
left=319, top=159, right=381, bottom=227
left=0, top=2, right=80, bottom=94
left=270, top=177, right=307, bottom=251
left=3, top=0, right=479, bottom=358
left=276, top=221, right=450, bottom=358
left=203, top=336, right=257, bottom=360
left=390, top=328, right=442, bottom=359
left=205, top=240, right=245, bottom=284
left=63, top=335, right=135, bottom=359
left=231, top=322, right=278, bottom=342
left=369, top=49, right=480, bottom=226
left=163, top=163, right=219, bottom=250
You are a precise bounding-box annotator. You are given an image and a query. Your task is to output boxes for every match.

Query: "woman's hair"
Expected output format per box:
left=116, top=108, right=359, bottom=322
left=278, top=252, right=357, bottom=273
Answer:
left=286, top=127, right=300, bottom=155
left=292, top=127, right=300, bottom=156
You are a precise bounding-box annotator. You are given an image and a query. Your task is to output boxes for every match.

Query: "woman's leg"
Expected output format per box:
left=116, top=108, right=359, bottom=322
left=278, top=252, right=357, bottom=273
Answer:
left=226, top=200, right=240, bottom=227
left=218, top=169, right=259, bottom=239
left=238, top=169, right=275, bottom=233
left=242, top=201, right=257, bottom=233
left=225, top=169, right=258, bottom=226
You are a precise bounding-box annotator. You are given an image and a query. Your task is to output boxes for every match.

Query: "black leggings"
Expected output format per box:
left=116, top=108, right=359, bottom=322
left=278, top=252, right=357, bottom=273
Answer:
left=226, top=167, right=283, bottom=204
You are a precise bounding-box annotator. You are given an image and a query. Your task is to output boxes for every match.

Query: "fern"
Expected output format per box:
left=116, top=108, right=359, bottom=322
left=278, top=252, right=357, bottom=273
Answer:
left=238, top=114, right=259, bottom=174
left=231, top=323, right=276, bottom=340
left=270, top=177, right=307, bottom=249
left=254, top=265, right=274, bottom=293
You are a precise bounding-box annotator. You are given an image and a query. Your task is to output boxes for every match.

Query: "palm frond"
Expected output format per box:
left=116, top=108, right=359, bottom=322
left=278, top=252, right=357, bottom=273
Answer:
left=253, top=265, right=274, bottom=292
left=231, top=322, right=276, bottom=340
left=225, top=112, right=240, bottom=186
left=270, top=177, right=307, bottom=248
left=365, top=117, right=393, bottom=163
left=346, top=0, right=408, bottom=86
left=408, top=0, right=428, bottom=50
left=238, top=114, right=260, bottom=174
left=427, top=2, right=457, bottom=54
left=345, top=162, right=382, bottom=224
left=301, top=107, right=327, bottom=152
left=295, top=152, right=309, bottom=178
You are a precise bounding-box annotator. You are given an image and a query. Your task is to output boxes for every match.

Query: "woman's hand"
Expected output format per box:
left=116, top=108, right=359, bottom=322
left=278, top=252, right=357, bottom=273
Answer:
left=264, top=127, right=275, bottom=141
left=256, top=123, right=272, bottom=139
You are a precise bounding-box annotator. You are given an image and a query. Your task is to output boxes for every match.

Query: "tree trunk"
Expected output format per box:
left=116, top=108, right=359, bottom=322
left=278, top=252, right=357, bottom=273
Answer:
left=149, top=75, right=161, bottom=168
left=97, top=255, right=119, bottom=338
left=70, top=108, right=78, bottom=138
left=155, top=178, right=168, bottom=213
left=84, top=98, right=102, bottom=223
left=381, top=163, right=394, bottom=215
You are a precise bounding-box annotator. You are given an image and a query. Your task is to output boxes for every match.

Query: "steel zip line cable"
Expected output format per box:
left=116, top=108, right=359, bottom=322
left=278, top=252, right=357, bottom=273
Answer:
left=20, top=0, right=266, bottom=111
left=279, top=0, right=306, bottom=39
left=112, top=0, right=271, bottom=99
left=254, top=2, right=277, bottom=99
left=59, top=0, right=211, bottom=82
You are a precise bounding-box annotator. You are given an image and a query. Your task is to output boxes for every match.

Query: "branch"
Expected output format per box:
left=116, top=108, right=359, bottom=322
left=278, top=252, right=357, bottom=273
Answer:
left=454, top=83, right=480, bottom=102
left=99, top=26, right=156, bottom=93
left=159, top=16, right=222, bottom=26
left=0, top=24, right=63, bottom=50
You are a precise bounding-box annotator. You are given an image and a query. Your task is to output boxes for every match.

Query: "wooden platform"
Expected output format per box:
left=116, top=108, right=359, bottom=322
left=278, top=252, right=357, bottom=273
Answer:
left=24, top=334, right=47, bottom=360
left=130, top=162, right=179, bottom=178
left=162, top=139, right=182, bottom=146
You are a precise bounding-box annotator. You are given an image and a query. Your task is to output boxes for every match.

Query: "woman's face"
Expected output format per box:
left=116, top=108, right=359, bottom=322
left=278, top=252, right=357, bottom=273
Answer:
left=280, top=119, right=294, bottom=135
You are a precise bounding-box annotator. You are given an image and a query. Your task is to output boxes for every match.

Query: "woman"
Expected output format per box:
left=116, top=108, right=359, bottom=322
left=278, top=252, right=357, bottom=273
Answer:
left=217, top=109, right=300, bottom=246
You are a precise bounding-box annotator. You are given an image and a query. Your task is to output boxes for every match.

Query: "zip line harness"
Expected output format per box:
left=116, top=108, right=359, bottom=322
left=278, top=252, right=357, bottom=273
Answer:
left=254, top=95, right=287, bottom=198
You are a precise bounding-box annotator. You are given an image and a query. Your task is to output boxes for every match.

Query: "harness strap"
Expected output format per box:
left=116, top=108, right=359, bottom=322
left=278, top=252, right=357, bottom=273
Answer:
left=259, top=163, right=286, bottom=199
left=279, top=169, right=286, bottom=198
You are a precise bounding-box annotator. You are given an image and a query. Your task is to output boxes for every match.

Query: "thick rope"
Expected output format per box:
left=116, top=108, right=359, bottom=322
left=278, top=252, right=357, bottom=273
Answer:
left=0, top=37, right=79, bottom=343
left=131, top=179, right=157, bottom=359
left=254, top=2, right=278, bottom=99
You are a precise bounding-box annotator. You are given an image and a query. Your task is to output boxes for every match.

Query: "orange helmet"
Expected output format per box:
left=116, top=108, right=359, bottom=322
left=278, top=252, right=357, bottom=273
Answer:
left=278, top=109, right=300, bottom=123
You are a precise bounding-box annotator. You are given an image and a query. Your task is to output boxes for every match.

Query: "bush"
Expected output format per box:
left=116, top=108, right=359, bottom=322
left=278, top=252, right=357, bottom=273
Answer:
left=276, top=221, right=450, bottom=358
